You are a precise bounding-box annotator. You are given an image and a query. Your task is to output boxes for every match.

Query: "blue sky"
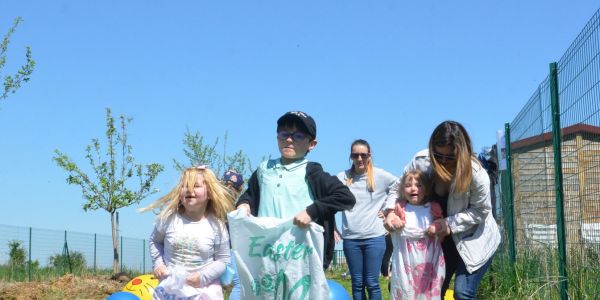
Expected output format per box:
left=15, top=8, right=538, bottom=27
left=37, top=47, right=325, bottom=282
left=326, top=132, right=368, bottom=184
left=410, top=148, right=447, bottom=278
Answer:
left=1, top=1, right=599, bottom=242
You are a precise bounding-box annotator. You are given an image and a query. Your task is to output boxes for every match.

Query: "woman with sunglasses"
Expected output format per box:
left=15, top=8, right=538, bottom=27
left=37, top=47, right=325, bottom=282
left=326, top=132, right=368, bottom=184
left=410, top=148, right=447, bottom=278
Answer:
left=337, top=139, right=397, bottom=300
left=384, top=121, right=501, bottom=300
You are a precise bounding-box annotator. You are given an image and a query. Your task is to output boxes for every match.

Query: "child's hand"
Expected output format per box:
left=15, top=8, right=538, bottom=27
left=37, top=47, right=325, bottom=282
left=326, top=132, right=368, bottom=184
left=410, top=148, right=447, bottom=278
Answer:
left=186, top=271, right=202, bottom=288
left=293, top=210, right=312, bottom=228
left=384, top=212, right=405, bottom=231
left=237, top=203, right=251, bottom=216
left=153, top=265, right=169, bottom=279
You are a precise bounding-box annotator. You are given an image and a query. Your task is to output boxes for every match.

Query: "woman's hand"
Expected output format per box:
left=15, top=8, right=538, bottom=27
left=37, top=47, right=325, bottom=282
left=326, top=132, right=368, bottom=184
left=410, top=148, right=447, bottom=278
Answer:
left=186, top=271, right=202, bottom=288
left=427, top=219, right=451, bottom=237
left=334, top=229, right=342, bottom=243
left=153, top=265, right=169, bottom=279
left=384, top=211, right=405, bottom=231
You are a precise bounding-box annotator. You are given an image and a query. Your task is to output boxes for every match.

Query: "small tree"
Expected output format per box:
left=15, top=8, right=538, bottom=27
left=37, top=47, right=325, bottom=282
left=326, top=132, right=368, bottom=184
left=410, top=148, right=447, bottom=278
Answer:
left=8, top=240, right=26, bottom=268
left=173, top=129, right=253, bottom=179
left=53, top=108, right=164, bottom=273
left=1, top=17, right=35, bottom=100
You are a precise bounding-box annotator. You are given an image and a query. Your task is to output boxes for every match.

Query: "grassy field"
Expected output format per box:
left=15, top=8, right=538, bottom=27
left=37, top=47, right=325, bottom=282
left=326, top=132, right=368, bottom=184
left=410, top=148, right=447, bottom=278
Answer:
left=2, top=250, right=600, bottom=299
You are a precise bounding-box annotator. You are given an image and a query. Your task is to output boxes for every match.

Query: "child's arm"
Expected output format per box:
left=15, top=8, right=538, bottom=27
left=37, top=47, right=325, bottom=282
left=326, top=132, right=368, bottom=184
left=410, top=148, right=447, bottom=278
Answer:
left=303, top=164, right=356, bottom=224
left=236, top=170, right=260, bottom=215
left=149, top=222, right=168, bottom=279
left=384, top=200, right=406, bottom=231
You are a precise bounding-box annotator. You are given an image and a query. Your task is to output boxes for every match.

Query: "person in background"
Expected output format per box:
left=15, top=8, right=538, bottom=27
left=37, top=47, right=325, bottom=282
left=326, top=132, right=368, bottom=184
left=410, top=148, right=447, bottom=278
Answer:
left=385, top=120, right=501, bottom=300
left=222, top=170, right=244, bottom=197
left=337, top=139, right=397, bottom=300
left=380, top=228, right=393, bottom=280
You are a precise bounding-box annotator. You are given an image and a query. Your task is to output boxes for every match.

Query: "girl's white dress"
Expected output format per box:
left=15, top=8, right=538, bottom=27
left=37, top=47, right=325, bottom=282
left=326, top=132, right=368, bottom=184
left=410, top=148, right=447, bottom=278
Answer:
left=390, top=202, right=445, bottom=300
left=149, top=213, right=230, bottom=300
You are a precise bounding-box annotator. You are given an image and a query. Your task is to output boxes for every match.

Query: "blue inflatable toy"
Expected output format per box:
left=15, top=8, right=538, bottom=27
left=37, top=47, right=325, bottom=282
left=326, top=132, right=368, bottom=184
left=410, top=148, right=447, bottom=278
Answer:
left=106, top=291, right=140, bottom=300
left=327, top=279, right=351, bottom=300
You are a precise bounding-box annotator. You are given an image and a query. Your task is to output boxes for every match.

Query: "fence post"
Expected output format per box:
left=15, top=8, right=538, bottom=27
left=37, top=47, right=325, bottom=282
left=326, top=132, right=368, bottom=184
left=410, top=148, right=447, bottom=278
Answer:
left=549, top=62, right=568, bottom=300
left=504, top=123, right=516, bottom=263
left=120, top=236, right=123, bottom=272
left=28, top=227, right=32, bottom=282
left=62, top=230, right=72, bottom=273
left=143, top=239, right=146, bottom=274
left=94, top=233, right=97, bottom=275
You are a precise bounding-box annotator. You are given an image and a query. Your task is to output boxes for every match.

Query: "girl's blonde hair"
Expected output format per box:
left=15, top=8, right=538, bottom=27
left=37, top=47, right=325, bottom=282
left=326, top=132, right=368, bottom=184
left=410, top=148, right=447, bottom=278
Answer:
left=345, top=139, right=375, bottom=192
left=140, top=166, right=235, bottom=222
left=397, top=170, right=431, bottom=203
left=428, top=120, right=480, bottom=194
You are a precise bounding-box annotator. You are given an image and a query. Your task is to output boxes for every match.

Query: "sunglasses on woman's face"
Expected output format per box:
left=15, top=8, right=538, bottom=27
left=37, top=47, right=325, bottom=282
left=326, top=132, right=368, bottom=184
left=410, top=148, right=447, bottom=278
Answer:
left=350, top=153, right=370, bottom=159
left=433, top=152, right=456, bottom=162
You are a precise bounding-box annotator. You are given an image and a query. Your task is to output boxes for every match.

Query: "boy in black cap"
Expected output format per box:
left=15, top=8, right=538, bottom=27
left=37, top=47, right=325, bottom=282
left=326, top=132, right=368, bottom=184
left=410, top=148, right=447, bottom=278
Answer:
left=236, top=110, right=355, bottom=269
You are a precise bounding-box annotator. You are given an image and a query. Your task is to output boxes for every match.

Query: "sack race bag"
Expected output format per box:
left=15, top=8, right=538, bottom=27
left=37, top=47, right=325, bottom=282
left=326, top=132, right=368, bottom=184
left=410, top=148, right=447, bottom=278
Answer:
left=227, top=209, right=330, bottom=300
left=153, top=265, right=223, bottom=300
left=390, top=204, right=445, bottom=300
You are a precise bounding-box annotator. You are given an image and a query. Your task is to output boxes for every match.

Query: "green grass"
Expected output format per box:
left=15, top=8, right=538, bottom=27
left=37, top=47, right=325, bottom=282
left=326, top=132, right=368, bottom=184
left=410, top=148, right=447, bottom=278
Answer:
left=478, top=247, right=600, bottom=299
left=4, top=249, right=599, bottom=300
left=0, top=264, right=131, bottom=282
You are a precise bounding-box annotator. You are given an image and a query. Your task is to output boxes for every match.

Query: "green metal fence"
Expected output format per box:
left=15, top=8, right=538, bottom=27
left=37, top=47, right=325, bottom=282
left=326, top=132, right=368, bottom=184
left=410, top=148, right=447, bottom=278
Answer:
left=499, top=7, right=600, bottom=300
left=0, top=222, right=349, bottom=282
left=0, top=223, right=152, bottom=281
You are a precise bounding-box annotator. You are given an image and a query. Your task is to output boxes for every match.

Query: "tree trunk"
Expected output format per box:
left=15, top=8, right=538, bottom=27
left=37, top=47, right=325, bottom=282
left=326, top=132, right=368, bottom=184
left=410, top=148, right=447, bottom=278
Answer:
left=111, top=211, right=119, bottom=273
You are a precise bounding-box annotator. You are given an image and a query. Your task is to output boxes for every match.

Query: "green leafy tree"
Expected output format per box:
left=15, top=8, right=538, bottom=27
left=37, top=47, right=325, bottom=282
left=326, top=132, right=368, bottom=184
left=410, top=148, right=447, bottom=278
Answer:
left=53, top=108, right=164, bottom=273
left=1, top=17, right=35, bottom=100
left=173, top=129, right=253, bottom=180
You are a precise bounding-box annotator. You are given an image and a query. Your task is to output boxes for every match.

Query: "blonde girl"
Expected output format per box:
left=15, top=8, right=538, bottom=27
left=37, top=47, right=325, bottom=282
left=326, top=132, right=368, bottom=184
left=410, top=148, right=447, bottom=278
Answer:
left=141, top=166, right=234, bottom=300
left=389, top=170, right=445, bottom=300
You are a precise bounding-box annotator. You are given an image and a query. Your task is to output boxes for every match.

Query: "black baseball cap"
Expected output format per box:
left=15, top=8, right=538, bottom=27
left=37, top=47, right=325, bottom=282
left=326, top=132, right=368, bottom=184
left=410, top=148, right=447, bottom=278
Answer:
left=277, top=111, right=317, bottom=138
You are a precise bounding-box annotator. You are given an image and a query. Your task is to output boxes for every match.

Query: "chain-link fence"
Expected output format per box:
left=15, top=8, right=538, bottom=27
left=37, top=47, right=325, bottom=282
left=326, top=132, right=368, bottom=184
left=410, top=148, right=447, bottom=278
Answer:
left=497, top=7, right=600, bottom=299
left=0, top=223, right=152, bottom=281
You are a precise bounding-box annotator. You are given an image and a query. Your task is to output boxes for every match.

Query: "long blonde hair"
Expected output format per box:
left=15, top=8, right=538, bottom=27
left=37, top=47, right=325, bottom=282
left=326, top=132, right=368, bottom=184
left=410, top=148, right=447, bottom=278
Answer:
left=140, top=166, right=235, bottom=222
left=345, top=139, right=375, bottom=192
left=428, top=121, right=480, bottom=194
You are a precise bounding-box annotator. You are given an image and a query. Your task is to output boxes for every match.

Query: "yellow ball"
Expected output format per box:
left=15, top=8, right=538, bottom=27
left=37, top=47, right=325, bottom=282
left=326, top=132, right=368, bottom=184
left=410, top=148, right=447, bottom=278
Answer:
left=444, top=289, right=455, bottom=300
left=122, top=274, right=159, bottom=300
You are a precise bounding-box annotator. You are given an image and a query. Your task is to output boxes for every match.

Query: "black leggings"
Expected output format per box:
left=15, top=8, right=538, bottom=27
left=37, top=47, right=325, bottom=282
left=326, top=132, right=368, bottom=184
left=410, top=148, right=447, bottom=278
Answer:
left=441, top=237, right=461, bottom=295
left=380, top=233, right=393, bottom=276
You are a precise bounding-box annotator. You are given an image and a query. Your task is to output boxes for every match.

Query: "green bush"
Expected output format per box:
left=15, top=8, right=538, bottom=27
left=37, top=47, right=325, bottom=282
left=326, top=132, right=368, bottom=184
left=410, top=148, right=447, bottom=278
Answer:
left=48, top=250, right=87, bottom=270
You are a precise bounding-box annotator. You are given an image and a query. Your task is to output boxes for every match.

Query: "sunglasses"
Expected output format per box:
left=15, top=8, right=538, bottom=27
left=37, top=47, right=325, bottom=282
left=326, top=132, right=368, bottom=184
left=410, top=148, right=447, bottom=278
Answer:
left=350, top=153, right=370, bottom=159
left=433, top=152, right=456, bottom=162
left=277, top=131, right=307, bottom=142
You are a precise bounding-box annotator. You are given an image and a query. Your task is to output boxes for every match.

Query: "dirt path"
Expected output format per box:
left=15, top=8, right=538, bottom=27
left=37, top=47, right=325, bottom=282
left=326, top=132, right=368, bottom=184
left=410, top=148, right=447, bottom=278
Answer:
left=0, top=274, right=123, bottom=300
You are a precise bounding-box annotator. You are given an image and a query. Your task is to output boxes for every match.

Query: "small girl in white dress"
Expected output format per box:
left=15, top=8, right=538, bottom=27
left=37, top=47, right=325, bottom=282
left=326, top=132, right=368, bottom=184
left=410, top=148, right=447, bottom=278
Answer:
left=390, top=170, right=445, bottom=300
left=141, top=165, right=235, bottom=299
